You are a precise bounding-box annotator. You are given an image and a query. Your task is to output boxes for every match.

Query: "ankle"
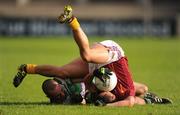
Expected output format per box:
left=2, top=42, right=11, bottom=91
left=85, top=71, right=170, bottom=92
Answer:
left=26, top=64, right=37, bottom=74
left=69, top=17, right=80, bottom=30
left=68, top=16, right=73, bottom=23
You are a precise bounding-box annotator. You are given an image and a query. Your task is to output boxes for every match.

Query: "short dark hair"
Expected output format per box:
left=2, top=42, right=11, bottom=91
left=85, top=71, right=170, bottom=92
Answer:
left=42, top=79, right=65, bottom=103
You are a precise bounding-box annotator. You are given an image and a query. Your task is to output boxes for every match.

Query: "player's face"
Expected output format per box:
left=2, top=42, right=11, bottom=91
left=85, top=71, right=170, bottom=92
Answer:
left=49, top=88, right=66, bottom=103
left=49, top=84, right=66, bottom=103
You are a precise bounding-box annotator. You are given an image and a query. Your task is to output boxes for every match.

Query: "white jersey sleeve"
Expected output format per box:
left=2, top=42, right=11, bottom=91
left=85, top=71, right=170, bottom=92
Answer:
left=88, top=40, right=125, bottom=74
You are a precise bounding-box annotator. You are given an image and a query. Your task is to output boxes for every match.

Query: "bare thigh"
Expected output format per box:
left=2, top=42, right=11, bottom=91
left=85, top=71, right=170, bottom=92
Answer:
left=59, top=57, right=89, bottom=79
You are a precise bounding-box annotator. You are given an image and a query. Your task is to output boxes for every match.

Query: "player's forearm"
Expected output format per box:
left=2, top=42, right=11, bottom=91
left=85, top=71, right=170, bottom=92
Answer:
left=106, top=100, right=131, bottom=107
left=106, top=96, right=135, bottom=107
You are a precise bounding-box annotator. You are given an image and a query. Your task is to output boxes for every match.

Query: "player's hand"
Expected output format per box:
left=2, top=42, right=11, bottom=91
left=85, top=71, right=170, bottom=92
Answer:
left=93, top=67, right=112, bottom=83
left=71, top=93, right=83, bottom=104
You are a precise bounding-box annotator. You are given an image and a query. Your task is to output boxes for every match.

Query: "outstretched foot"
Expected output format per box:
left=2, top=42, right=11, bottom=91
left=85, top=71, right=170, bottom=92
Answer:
left=57, top=5, right=73, bottom=23
left=144, top=92, right=173, bottom=104
left=13, top=64, right=27, bottom=87
left=160, top=97, right=173, bottom=104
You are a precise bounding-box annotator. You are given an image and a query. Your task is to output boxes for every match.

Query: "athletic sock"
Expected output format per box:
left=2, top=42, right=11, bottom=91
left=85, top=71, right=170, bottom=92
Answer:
left=26, top=64, right=37, bottom=74
left=69, top=17, right=80, bottom=30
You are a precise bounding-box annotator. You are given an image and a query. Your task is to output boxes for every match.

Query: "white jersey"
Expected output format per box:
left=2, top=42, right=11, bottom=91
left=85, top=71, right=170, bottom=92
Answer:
left=88, top=40, right=125, bottom=74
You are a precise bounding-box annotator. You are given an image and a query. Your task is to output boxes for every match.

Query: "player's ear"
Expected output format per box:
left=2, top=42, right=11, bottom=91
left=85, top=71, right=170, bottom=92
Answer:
left=98, top=91, right=116, bottom=103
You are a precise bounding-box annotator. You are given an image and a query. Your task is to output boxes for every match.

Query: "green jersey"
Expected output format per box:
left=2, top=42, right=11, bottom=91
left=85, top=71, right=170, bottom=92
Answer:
left=54, top=78, right=86, bottom=104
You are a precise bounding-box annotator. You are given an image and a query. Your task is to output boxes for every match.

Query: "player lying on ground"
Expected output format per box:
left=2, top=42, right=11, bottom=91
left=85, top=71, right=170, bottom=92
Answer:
left=13, top=5, right=172, bottom=107
left=41, top=77, right=172, bottom=106
left=42, top=78, right=86, bottom=104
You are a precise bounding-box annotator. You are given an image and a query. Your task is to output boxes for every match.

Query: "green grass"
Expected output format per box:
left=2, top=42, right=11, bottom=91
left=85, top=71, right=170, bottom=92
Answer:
left=0, top=36, right=180, bottom=115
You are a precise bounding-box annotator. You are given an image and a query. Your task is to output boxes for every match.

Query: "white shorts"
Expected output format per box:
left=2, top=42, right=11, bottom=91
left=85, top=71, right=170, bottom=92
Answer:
left=88, top=40, right=125, bottom=74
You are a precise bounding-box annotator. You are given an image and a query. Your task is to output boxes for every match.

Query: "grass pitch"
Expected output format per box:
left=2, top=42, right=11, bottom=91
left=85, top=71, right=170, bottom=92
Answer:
left=0, top=36, right=180, bottom=115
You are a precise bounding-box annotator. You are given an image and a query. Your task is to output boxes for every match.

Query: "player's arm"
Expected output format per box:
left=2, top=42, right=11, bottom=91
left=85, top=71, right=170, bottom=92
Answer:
left=106, top=96, right=135, bottom=107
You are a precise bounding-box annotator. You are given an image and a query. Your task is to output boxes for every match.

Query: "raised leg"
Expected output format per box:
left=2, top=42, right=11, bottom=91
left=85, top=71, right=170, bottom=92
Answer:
left=58, top=5, right=110, bottom=64
left=13, top=58, right=89, bottom=87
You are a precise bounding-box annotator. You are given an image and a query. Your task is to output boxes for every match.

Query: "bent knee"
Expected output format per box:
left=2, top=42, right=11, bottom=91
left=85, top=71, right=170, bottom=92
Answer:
left=139, top=84, right=148, bottom=93
left=144, top=85, right=148, bottom=93
left=139, top=85, right=148, bottom=94
left=80, top=52, right=92, bottom=62
left=135, top=84, right=148, bottom=96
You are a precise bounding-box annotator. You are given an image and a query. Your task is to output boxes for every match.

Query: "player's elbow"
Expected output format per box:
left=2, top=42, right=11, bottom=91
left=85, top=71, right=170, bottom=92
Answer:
left=128, top=96, right=135, bottom=107
left=129, top=100, right=135, bottom=107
